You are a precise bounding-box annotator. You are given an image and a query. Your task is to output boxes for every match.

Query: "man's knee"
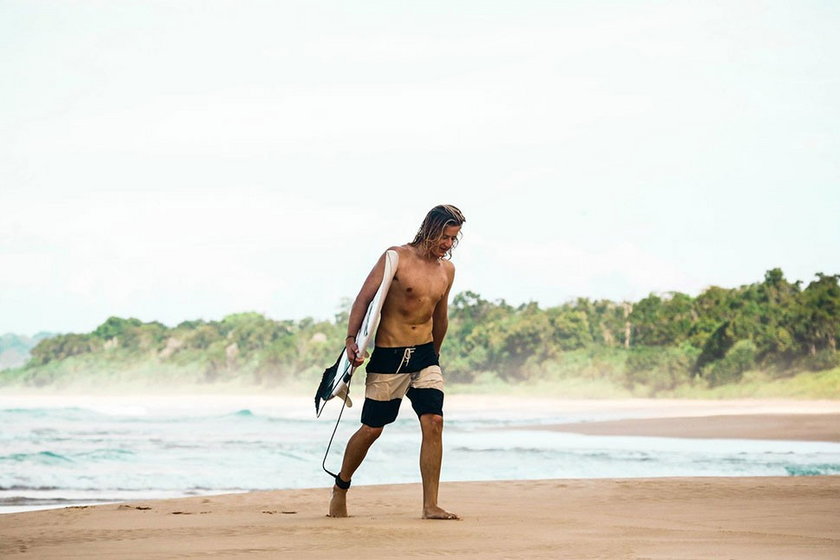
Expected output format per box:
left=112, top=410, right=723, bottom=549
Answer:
left=419, top=413, right=444, bottom=434
left=359, top=423, right=384, bottom=442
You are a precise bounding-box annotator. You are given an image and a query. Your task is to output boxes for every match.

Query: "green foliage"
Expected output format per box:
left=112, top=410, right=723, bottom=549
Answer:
left=703, top=339, right=757, bottom=387
left=625, top=344, right=700, bottom=394
left=3, top=268, right=839, bottom=397
left=546, top=306, right=593, bottom=352
left=93, top=317, right=144, bottom=340
left=629, top=292, right=693, bottom=346
left=29, top=333, right=99, bottom=366
left=794, top=273, right=840, bottom=357
left=804, top=350, right=840, bottom=372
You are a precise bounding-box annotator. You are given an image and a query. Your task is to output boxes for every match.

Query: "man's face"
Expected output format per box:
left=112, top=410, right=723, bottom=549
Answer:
left=432, top=224, right=461, bottom=258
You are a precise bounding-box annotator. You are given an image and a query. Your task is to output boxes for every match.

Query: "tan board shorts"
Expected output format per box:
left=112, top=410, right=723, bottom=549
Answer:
left=364, top=365, right=445, bottom=401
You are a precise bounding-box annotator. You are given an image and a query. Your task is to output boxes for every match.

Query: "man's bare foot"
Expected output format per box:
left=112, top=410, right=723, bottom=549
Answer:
left=422, top=505, right=459, bottom=520
left=328, top=486, right=348, bottom=518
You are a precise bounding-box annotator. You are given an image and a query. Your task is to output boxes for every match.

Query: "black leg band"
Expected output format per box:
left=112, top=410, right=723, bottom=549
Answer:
left=335, top=474, right=351, bottom=490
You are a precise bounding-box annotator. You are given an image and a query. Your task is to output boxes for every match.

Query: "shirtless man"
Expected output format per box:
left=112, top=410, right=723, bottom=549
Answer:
left=328, top=204, right=465, bottom=520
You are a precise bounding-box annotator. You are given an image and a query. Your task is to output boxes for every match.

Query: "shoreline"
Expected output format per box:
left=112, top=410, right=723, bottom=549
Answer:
left=2, top=477, right=838, bottom=559
left=4, top=396, right=839, bottom=517
left=3, top=392, right=839, bottom=412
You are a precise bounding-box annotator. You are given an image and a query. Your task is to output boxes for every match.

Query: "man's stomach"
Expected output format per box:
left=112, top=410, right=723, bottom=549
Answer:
left=374, top=321, right=433, bottom=348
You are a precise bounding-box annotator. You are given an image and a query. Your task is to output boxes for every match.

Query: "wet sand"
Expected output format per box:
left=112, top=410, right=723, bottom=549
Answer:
left=1, top=477, right=838, bottom=559
left=535, top=413, right=840, bottom=442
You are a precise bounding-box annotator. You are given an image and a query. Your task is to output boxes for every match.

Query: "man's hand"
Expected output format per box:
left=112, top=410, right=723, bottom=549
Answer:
left=346, top=338, right=366, bottom=367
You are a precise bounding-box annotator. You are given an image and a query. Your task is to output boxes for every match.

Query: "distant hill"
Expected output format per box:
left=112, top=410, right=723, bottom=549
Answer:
left=0, top=332, right=57, bottom=370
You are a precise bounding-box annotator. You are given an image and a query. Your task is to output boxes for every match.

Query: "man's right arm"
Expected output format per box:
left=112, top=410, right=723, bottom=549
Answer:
left=345, top=250, right=390, bottom=365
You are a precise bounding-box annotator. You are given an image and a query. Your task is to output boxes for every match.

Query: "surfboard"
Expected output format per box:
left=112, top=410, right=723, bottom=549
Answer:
left=315, top=249, right=399, bottom=417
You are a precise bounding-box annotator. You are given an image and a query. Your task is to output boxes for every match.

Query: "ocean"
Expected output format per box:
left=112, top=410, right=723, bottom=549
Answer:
left=2, top=394, right=839, bottom=514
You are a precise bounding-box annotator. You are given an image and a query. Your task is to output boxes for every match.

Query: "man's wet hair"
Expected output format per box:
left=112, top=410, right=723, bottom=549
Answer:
left=410, top=204, right=466, bottom=259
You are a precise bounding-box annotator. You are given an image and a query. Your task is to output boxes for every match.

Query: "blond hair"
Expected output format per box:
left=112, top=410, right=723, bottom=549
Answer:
left=409, top=204, right=466, bottom=259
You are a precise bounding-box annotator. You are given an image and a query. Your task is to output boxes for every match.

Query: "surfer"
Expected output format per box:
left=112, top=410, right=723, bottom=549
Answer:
left=329, top=204, right=465, bottom=520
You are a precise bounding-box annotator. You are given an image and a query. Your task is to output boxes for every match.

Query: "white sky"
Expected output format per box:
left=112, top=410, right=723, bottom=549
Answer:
left=2, top=0, right=839, bottom=335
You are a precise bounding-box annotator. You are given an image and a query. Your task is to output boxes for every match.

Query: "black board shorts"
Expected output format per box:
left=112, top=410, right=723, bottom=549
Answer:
left=361, top=342, right=444, bottom=428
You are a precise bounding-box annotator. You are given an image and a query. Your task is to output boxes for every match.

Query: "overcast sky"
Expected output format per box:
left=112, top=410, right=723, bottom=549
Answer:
left=2, top=0, right=838, bottom=335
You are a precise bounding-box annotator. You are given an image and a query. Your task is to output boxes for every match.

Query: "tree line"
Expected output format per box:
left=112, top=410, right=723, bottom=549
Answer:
left=8, top=269, right=840, bottom=392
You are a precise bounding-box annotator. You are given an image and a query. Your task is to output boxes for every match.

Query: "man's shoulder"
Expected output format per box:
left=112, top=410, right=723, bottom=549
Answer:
left=441, top=258, right=456, bottom=278
left=387, top=245, right=414, bottom=262
left=374, top=245, right=407, bottom=261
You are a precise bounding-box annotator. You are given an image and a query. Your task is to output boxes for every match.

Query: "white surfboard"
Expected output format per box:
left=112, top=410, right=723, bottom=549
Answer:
left=315, top=249, right=399, bottom=417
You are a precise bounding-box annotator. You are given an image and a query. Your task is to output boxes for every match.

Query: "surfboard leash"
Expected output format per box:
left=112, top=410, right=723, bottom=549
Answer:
left=320, top=376, right=352, bottom=481
left=320, top=349, right=409, bottom=484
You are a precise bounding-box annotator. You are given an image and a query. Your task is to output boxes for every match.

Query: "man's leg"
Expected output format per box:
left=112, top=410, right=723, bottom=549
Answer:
left=418, top=413, right=458, bottom=519
left=328, top=423, right=382, bottom=517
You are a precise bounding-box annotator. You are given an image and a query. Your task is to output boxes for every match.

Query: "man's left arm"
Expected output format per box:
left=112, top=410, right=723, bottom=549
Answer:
left=432, top=263, right=456, bottom=356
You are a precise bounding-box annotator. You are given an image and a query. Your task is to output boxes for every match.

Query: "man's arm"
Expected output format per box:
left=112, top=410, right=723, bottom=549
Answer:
left=431, top=262, right=455, bottom=356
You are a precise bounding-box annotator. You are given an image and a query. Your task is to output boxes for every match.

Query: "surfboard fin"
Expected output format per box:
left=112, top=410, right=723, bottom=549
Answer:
left=334, top=385, right=353, bottom=408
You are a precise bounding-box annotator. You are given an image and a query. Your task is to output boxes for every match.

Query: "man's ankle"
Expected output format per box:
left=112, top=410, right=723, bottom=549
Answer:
left=334, top=473, right=351, bottom=490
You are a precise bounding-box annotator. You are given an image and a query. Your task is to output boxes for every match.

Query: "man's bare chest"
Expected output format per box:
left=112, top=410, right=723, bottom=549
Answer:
left=391, top=263, right=448, bottom=302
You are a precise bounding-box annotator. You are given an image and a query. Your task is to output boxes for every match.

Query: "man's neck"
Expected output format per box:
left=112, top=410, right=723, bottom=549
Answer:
left=412, top=245, right=440, bottom=263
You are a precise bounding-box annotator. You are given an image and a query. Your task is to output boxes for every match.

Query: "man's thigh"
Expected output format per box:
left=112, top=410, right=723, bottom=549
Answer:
left=406, top=365, right=444, bottom=418
left=362, top=372, right=412, bottom=427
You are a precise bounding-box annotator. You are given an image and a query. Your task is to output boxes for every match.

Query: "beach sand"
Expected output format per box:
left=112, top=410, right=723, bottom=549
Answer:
left=535, top=413, right=840, bottom=442
left=2, top=400, right=839, bottom=559
left=1, top=477, right=838, bottom=559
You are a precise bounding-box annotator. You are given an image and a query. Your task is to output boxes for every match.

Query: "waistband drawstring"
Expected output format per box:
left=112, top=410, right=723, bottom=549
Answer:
left=395, top=347, right=415, bottom=375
